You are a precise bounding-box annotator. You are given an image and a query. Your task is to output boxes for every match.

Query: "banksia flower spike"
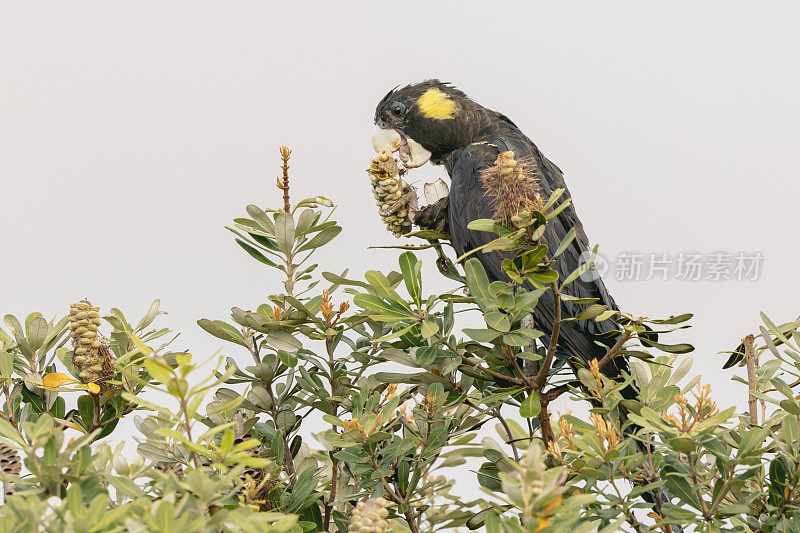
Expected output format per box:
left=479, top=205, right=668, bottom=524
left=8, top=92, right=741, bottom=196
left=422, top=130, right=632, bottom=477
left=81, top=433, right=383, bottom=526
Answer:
left=367, top=152, right=415, bottom=237
left=348, top=497, right=391, bottom=533
left=480, top=151, right=543, bottom=228
left=0, top=442, right=21, bottom=502
left=68, top=300, right=114, bottom=384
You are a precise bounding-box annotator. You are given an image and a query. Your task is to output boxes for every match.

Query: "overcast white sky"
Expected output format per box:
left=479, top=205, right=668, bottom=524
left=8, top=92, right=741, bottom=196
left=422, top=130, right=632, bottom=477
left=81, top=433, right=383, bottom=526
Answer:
left=2, top=0, right=799, bottom=488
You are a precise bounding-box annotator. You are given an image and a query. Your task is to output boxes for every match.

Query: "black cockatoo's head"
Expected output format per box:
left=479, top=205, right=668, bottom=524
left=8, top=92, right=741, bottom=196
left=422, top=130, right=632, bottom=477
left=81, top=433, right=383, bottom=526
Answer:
left=372, top=80, right=479, bottom=166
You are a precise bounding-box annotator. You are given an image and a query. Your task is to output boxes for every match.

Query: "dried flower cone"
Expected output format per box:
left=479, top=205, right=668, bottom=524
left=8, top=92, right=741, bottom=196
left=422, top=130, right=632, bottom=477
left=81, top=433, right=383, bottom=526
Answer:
left=0, top=442, right=21, bottom=501
left=480, top=151, right=543, bottom=226
left=154, top=461, right=185, bottom=479
left=68, top=300, right=113, bottom=383
left=232, top=432, right=279, bottom=510
left=348, top=497, right=391, bottom=533
left=368, top=152, right=413, bottom=237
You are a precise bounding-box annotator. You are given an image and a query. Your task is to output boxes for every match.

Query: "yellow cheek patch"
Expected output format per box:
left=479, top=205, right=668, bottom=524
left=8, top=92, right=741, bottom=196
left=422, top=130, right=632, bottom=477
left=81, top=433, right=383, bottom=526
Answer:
left=416, top=88, right=456, bottom=120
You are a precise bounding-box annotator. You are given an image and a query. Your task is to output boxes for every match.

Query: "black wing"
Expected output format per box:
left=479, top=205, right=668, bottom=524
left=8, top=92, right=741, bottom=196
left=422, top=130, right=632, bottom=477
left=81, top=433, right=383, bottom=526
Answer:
left=446, top=130, right=625, bottom=374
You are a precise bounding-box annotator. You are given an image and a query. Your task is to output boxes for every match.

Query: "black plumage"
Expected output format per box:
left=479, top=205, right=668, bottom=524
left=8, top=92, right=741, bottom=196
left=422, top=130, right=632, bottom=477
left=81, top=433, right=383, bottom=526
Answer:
left=375, top=80, right=627, bottom=380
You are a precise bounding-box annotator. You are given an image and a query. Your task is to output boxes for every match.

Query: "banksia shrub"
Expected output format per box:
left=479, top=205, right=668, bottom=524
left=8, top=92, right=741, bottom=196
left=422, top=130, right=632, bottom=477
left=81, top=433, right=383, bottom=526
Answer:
left=368, top=152, right=414, bottom=237
left=0, top=442, right=21, bottom=501
left=480, top=150, right=542, bottom=227
left=348, top=497, right=390, bottom=533
left=68, top=300, right=112, bottom=383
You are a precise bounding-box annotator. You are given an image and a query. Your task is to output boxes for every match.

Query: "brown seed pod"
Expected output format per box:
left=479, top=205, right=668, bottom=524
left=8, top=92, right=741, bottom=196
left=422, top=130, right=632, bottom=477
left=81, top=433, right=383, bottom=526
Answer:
left=68, top=300, right=115, bottom=385
left=367, top=153, right=414, bottom=237
left=0, top=442, right=21, bottom=501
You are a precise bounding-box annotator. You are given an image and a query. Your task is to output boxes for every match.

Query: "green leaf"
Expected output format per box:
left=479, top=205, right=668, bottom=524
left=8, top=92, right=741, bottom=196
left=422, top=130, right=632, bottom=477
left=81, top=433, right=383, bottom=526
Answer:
left=545, top=197, right=572, bottom=220
left=780, top=399, right=800, bottom=416
left=353, top=294, right=415, bottom=321
left=595, top=310, right=618, bottom=322
left=651, top=313, right=694, bottom=325
left=641, top=338, right=695, bottom=354
left=372, top=323, right=417, bottom=343
left=278, top=350, right=298, bottom=368
left=513, top=289, right=545, bottom=313
left=267, top=330, right=302, bottom=353
left=482, top=237, right=517, bottom=253
left=502, top=333, right=530, bottom=346
left=561, top=245, right=598, bottom=288
left=137, top=443, right=174, bottom=462
left=552, top=227, right=576, bottom=258
left=465, top=259, right=491, bottom=307
left=543, top=188, right=565, bottom=211
left=664, top=476, right=701, bottom=508
left=321, top=271, right=369, bottom=289
left=144, top=358, right=173, bottom=385
left=274, top=212, right=295, bottom=254
left=404, top=229, right=448, bottom=240
left=661, top=502, right=697, bottom=521
left=0, top=351, right=12, bottom=379
left=322, top=414, right=345, bottom=427
left=463, top=328, right=501, bottom=343
left=247, top=387, right=273, bottom=410
left=26, top=315, right=48, bottom=353
left=519, top=393, right=541, bottom=417
left=477, top=463, right=501, bottom=492
left=467, top=218, right=501, bottom=233
left=577, top=304, right=608, bottom=320
left=0, top=417, right=24, bottom=446
left=468, top=509, right=497, bottom=531
left=518, top=245, right=549, bottom=267
left=196, top=319, right=247, bottom=347
left=528, top=268, right=559, bottom=284
left=294, top=208, right=318, bottom=236
left=484, top=311, right=511, bottom=332
left=236, top=239, right=278, bottom=267
left=398, top=252, right=422, bottom=305
left=364, top=271, right=405, bottom=304
left=78, top=394, right=95, bottom=428
left=4, top=315, right=30, bottom=356
left=245, top=204, right=275, bottom=234
left=420, top=320, right=439, bottom=339
left=669, top=436, right=696, bottom=453
left=782, top=413, right=799, bottom=446
left=136, top=300, right=161, bottom=332
left=296, top=226, right=341, bottom=252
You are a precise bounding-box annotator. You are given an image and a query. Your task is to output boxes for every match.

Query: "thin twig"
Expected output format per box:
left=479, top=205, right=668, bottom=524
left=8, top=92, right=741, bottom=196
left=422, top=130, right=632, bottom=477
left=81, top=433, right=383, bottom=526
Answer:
left=597, top=330, right=632, bottom=371
left=542, top=384, right=570, bottom=403
left=533, top=282, right=561, bottom=389
left=744, top=334, right=758, bottom=425
left=1, top=384, right=16, bottom=429
left=492, top=406, right=521, bottom=462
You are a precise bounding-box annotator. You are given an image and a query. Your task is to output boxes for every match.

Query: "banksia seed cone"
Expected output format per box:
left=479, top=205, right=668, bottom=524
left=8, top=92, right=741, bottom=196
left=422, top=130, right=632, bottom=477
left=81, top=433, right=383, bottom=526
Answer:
left=348, top=497, right=391, bottom=533
left=0, top=442, right=21, bottom=501
left=368, top=152, right=413, bottom=237
left=68, top=300, right=113, bottom=383
left=154, top=461, right=185, bottom=478
left=480, top=151, right=543, bottom=227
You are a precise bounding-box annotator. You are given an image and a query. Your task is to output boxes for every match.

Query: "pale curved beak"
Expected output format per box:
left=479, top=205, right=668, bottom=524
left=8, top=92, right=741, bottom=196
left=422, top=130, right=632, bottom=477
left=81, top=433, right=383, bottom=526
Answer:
left=371, top=126, right=432, bottom=168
